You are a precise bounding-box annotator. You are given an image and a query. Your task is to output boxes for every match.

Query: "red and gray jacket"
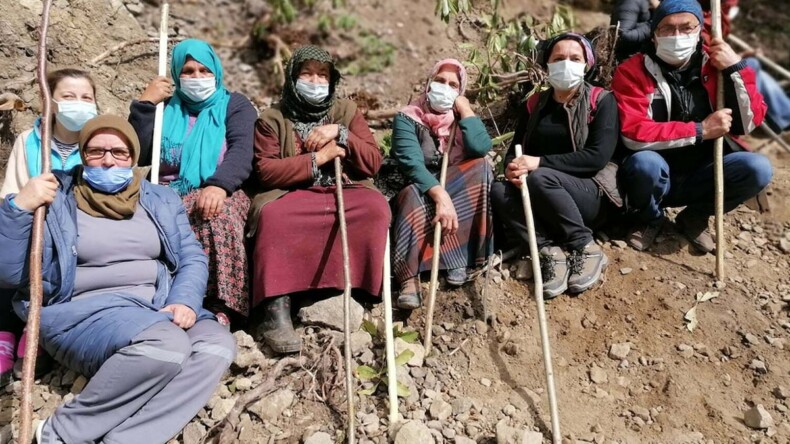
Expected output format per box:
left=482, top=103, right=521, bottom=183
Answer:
left=612, top=51, right=766, bottom=152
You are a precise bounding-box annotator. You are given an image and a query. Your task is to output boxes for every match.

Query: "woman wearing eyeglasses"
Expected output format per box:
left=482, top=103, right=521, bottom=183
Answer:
left=129, top=39, right=258, bottom=327
left=1, top=68, right=98, bottom=387
left=0, top=115, right=235, bottom=444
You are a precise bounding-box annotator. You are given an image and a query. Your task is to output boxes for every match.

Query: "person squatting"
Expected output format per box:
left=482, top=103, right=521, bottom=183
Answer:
left=0, top=0, right=775, bottom=441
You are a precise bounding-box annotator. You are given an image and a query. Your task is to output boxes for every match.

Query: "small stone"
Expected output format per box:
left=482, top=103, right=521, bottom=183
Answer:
left=211, top=398, right=235, bottom=421
left=620, top=267, right=633, bottom=275
left=304, top=431, right=333, bottom=444
left=773, top=386, right=788, bottom=399
left=742, top=332, right=760, bottom=346
left=71, top=376, right=88, bottom=394
left=235, top=377, right=253, bottom=391
left=608, top=343, right=631, bottom=360
left=429, top=399, right=452, bottom=421
left=749, top=359, right=768, bottom=373
left=480, top=378, right=492, bottom=387
left=779, top=239, right=790, bottom=254
left=590, top=365, right=608, bottom=384
left=298, top=295, right=364, bottom=331
left=181, top=422, right=206, bottom=444
left=503, top=404, right=517, bottom=417
left=248, top=389, right=295, bottom=421
left=394, top=420, right=434, bottom=444
left=611, top=240, right=628, bottom=249
left=233, top=330, right=256, bottom=349
left=350, top=330, right=373, bottom=356
left=394, top=338, right=426, bottom=367
left=744, top=404, right=774, bottom=429
left=452, top=397, right=473, bottom=415
left=631, top=406, right=650, bottom=422
left=455, top=436, right=476, bottom=444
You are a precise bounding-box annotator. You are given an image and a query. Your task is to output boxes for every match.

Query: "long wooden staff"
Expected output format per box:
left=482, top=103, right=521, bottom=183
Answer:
left=514, top=144, right=561, bottom=444
left=422, top=123, right=457, bottom=355
left=150, top=0, right=169, bottom=185
left=711, top=0, right=725, bottom=279
left=334, top=157, right=355, bottom=444
left=19, top=1, right=54, bottom=443
left=382, top=236, right=399, bottom=425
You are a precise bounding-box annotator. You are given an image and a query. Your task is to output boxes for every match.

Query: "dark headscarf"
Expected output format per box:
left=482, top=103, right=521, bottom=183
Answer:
left=280, top=45, right=341, bottom=123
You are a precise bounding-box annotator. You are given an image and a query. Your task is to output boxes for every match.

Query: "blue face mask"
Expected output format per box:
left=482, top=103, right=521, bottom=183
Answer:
left=295, top=79, right=330, bottom=105
left=82, top=166, right=134, bottom=194
left=55, top=100, right=98, bottom=132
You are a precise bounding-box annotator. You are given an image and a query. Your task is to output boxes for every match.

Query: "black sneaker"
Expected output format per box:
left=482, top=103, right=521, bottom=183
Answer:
left=538, top=246, right=569, bottom=300
left=567, top=241, right=609, bottom=294
left=626, top=217, right=665, bottom=251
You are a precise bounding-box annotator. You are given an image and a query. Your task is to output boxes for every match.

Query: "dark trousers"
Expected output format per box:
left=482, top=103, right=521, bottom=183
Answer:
left=491, top=168, right=606, bottom=251
left=619, top=150, right=773, bottom=223
left=0, top=290, right=24, bottom=335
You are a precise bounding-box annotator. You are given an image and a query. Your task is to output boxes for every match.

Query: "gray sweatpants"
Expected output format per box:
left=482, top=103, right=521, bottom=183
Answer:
left=42, top=320, right=236, bottom=444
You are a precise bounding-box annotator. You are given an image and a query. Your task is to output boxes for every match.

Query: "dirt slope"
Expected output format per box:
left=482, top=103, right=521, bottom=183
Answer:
left=1, top=0, right=789, bottom=443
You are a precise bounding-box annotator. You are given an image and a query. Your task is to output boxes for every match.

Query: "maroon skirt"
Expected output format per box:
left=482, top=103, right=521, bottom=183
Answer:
left=252, top=186, right=390, bottom=306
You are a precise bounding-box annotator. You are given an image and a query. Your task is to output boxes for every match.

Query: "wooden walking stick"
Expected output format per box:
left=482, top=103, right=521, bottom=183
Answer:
left=422, top=123, right=458, bottom=355
left=382, top=236, right=399, bottom=425
left=711, top=0, right=725, bottom=280
left=514, top=144, right=561, bottom=444
left=19, top=1, right=54, bottom=443
left=334, top=157, right=355, bottom=444
left=150, top=0, right=169, bottom=185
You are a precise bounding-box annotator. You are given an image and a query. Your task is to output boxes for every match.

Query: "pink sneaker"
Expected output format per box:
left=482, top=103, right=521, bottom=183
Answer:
left=13, top=329, right=53, bottom=379
left=0, top=331, right=15, bottom=386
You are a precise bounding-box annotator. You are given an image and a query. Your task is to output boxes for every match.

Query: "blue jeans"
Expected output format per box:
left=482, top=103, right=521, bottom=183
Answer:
left=746, top=57, right=790, bottom=131
left=620, top=150, right=773, bottom=222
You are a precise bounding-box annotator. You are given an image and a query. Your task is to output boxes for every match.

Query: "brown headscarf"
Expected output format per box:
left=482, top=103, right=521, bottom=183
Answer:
left=74, top=115, right=147, bottom=220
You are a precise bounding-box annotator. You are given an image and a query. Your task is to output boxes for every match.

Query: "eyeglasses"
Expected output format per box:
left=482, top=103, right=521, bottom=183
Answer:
left=84, top=147, right=132, bottom=161
left=656, top=24, right=700, bottom=37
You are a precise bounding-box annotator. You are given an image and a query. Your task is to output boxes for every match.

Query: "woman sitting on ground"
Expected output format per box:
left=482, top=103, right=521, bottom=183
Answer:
left=491, top=33, right=621, bottom=300
left=251, top=45, right=390, bottom=354
left=1, top=68, right=98, bottom=385
left=390, top=58, right=494, bottom=309
left=0, top=115, right=235, bottom=444
left=129, top=39, right=257, bottom=326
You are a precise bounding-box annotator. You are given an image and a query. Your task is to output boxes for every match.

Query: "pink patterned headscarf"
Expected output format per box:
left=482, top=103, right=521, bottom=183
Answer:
left=400, top=58, right=467, bottom=154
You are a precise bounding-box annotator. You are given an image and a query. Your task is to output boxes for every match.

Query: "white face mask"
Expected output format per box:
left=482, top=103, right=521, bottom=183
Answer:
left=655, top=32, right=700, bottom=66
left=547, top=60, right=587, bottom=91
left=54, top=100, right=98, bottom=132
left=295, top=79, right=330, bottom=105
left=426, top=81, right=459, bottom=114
left=179, top=77, right=217, bottom=102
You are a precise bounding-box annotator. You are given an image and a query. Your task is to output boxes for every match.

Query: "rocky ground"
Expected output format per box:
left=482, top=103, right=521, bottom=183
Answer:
left=2, top=0, right=790, bottom=443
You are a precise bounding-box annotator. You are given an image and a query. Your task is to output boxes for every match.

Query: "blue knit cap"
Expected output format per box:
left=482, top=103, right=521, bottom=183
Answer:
left=651, top=0, right=704, bottom=33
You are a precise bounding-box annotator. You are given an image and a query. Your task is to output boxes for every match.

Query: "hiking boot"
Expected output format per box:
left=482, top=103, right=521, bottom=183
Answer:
left=626, top=217, right=665, bottom=251
left=538, top=246, right=569, bottom=300
left=676, top=210, right=715, bottom=254
left=396, top=277, right=422, bottom=310
left=261, top=295, right=302, bottom=354
left=0, top=332, right=14, bottom=388
left=13, top=329, right=53, bottom=380
left=446, top=268, right=468, bottom=287
left=567, top=241, right=609, bottom=294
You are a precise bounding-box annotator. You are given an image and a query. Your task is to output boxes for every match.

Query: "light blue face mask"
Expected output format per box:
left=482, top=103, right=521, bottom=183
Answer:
left=55, top=100, right=98, bottom=132
left=295, top=79, right=330, bottom=105
left=82, top=166, right=134, bottom=194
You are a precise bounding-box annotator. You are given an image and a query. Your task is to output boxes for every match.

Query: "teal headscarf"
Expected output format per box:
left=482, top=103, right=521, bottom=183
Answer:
left=161, top=39, right=231, bottom=196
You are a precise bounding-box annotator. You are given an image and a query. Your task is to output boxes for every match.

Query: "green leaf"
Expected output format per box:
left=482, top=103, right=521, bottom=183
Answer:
left=397, top=330, right=419, bottom=344
left=357, top=383, right=378, bottom=396
left=361, top=319, right=378, bottom=337
left=396, top=381, right=411, bottom=398
left=395, top=350, right=415, bottom=367
left=492, top=132, right=515, bottom=146
left=356, top=365, right=380, bottom=381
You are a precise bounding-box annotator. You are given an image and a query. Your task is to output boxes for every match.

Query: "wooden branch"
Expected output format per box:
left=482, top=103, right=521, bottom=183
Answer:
left=204, top=356, right=306, bottom=444
left=19, top=1, right=54, bottom=443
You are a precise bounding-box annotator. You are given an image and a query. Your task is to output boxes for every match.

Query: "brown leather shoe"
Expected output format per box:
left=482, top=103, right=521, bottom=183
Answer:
left=626, top=217, right=665, bottom=251
left=676, top=211, right=715, bottom=254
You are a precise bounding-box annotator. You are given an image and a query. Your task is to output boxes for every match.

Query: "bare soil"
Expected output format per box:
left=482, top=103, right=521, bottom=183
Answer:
left=1, top=0, right=789, bottom=443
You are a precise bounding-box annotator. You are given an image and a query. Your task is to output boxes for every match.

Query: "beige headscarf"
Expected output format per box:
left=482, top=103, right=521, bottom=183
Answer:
left=74, top=115, right=147, bottom=220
